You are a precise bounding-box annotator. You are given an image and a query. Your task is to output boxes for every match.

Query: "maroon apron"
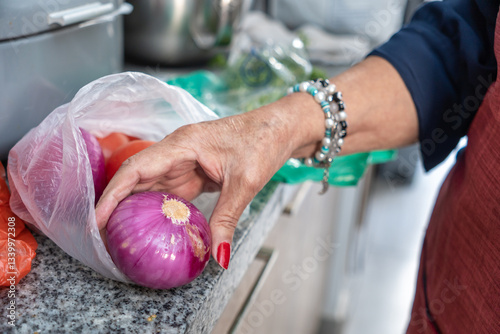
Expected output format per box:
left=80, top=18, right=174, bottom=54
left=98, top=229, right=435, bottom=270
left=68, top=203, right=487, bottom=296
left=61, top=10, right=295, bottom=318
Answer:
left=407, top=10, right=500, bottom=334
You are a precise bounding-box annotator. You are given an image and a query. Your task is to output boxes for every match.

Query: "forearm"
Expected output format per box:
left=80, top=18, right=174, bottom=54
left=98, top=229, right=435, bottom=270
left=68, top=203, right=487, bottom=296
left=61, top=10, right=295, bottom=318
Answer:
left=255, top=56, right=418, bottom=160
left=333, top=56, right=418, bottom=155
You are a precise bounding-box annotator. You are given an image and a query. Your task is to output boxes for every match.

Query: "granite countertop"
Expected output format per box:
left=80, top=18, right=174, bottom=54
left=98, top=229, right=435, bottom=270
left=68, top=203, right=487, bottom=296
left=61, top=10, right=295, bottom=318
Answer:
left=1, top=181, right=297, bottom=334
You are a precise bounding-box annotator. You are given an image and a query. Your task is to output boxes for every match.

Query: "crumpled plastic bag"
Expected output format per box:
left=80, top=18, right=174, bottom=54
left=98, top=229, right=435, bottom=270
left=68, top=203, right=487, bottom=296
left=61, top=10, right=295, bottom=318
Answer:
left=7, top=72, right=219, bottom=282
left=171, top=12, right=314, bottom=119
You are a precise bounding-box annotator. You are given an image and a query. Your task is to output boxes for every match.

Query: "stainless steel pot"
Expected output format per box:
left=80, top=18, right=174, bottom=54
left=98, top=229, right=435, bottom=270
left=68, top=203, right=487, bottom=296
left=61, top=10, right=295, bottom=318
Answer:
left=0, top=2, right=132, bottom=160
left=124, top=0, right=250, bottom=65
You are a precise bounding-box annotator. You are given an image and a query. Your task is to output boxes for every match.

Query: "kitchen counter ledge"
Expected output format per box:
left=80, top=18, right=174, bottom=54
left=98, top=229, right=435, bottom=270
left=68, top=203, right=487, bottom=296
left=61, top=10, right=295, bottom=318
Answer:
left=1, top=181, right=297, bottom=334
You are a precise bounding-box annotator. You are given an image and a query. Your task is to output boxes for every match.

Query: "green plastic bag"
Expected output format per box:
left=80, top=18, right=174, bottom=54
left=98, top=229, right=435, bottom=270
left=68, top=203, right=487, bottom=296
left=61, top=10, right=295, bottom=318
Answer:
left=272, top=150, right=397, bottom=187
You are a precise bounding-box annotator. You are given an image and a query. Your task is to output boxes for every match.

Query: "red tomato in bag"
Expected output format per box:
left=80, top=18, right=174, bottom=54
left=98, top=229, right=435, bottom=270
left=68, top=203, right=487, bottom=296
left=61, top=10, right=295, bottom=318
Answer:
left=106, top=140, right=156, bottom=182
left=125, top=135, right=141, bottom=141
left=97, top=132, right=130, bottom=161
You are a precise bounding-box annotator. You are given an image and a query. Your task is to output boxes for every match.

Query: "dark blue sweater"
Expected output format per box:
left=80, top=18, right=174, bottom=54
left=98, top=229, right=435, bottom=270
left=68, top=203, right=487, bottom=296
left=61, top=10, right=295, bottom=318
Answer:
left=370, top=0, right=499, bottom=170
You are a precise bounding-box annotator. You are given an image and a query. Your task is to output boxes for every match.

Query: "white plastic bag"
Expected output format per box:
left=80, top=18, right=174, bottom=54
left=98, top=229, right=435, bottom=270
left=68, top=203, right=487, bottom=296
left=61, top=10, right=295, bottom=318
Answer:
left=7, top=72, right=219, bottom=282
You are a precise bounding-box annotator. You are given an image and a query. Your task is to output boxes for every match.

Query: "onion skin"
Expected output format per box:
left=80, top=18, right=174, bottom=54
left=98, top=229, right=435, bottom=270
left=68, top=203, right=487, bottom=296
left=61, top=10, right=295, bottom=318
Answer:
left=80, top=128, right=106, bottom=204
left=106, top=191, right=211, bottom=289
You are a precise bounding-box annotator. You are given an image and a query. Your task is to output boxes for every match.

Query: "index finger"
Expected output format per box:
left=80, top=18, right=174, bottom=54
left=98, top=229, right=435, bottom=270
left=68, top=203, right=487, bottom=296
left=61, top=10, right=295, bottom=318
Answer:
left=95, top=140, right=175, bottom=229
left=95, top=160, right=141, bottom=230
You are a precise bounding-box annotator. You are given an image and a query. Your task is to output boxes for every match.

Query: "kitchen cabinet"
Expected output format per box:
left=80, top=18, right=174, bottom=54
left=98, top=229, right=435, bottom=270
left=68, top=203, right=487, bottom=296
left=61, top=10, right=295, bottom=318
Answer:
left=213, top=183, right=342, bottom=333
left=214, top=168, right=374, bottom=334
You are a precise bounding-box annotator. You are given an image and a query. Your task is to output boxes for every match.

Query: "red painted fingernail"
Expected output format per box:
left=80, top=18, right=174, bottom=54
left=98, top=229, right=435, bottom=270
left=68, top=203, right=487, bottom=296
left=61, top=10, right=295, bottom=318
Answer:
left=216, top=242, right=231, bottom=270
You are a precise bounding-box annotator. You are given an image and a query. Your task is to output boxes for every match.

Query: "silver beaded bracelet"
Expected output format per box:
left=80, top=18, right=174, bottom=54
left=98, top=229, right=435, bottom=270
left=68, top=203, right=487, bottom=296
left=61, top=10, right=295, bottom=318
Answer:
left=286, top=78, right=347, bottom=194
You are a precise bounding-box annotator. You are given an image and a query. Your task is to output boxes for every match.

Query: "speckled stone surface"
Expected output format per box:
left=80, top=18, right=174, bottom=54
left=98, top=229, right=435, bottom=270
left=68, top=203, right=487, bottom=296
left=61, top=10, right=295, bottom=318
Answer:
left=0, top=182, right=297, bottom=334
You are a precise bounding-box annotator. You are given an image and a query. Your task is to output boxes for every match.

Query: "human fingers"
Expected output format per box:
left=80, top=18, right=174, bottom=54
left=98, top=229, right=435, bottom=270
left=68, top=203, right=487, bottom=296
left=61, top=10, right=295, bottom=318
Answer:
left=209, top=173, right=260, bottom=270
left=95, top=157, right=142, bottom=230
left=95, top=142, right=184, bottom=230
left=146, top=167, right=220, bottom=202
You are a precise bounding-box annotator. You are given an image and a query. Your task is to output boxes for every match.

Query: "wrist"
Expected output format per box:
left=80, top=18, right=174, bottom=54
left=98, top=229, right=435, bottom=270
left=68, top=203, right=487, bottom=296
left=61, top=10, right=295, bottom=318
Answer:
left=281, top=79, right=348, bottom=193
left=250, top=78, right=350, bottom=165
left=272, top=92, right=326, bottom=158
left=247, top=93, right=323, bottom=160
left=281, top=81, right=348, bottom=162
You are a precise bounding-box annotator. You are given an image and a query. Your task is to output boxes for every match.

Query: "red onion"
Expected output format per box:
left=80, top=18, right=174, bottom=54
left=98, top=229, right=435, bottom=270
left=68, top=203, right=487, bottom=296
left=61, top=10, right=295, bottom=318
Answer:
left=106, top=191, right=211, bottom=289
left=80, top=128, right=106, bottom=204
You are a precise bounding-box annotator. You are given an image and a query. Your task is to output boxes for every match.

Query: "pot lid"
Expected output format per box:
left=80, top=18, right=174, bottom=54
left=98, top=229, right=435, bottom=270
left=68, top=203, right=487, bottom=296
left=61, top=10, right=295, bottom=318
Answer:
left=0, top=1, right=118, bottom=41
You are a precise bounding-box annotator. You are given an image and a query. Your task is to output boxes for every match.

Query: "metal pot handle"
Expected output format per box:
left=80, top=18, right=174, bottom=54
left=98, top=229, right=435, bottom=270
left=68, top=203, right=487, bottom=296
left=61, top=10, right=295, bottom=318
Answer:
left=47, top=2, right=114, bottom=26
left=190, top=0, right=244, bottom=50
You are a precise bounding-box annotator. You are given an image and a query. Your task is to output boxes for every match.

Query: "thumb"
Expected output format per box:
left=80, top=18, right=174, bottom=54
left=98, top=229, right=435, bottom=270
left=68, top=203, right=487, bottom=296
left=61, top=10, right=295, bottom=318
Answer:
left=209, top=179, right=255, bottom=270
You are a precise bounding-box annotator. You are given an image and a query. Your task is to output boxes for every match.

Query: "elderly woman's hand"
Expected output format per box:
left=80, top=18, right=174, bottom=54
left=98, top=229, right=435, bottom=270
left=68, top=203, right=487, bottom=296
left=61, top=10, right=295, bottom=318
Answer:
left=95, top=96, right=323, bottom=269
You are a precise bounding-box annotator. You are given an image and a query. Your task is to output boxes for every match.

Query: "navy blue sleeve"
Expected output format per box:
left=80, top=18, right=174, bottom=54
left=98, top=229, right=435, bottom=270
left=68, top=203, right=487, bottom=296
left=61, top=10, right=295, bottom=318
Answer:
left=369, top=0, right=498, bottom=171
